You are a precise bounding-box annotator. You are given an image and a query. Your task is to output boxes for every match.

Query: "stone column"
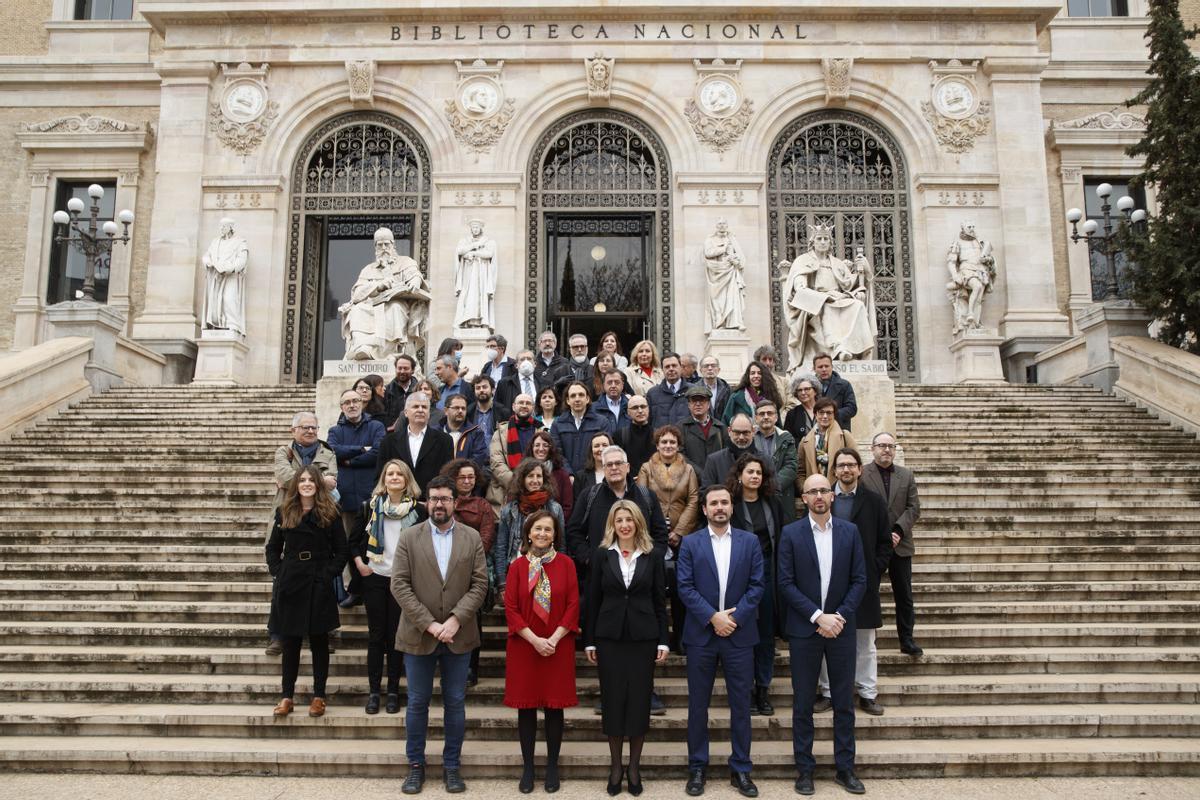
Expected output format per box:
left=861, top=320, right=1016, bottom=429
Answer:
left=984, top=58, right=1070, bottom=378
left=11, top=170, right=51, bottom=350
left=130, top=61, right=215, bottom=380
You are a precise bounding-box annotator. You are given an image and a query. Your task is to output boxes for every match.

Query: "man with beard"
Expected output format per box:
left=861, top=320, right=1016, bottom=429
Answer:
left=702, top=413, right=764, bottom=487
left=487, top=393, right=539, bottom=505
left=680, top=385, right=727, bottom=474
left=468, top=374, right=509, bottom=444
left=534, top=330, right=570, bottom=392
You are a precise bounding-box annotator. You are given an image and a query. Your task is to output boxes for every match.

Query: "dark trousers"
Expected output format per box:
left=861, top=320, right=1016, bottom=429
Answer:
left=363, top=572, right=403, bottom=694
left=888, top=555, right=915, bottom=642
left=666, top=561, right=686, bottom=652
left=789, top=633, right=856, bottom=774
left=280, top=633, right=330, bottom=699
left=685, top=636, right=753, bottom=773
left=404, top=644, right=471, bottom=769
left=753, top=557, right=776, bottom=688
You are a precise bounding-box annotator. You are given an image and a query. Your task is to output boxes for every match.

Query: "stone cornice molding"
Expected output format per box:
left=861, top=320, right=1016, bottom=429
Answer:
left=1048, top=109, right=1148, bottom=151
left=1053, top=110, right=1146, bottom=132
left=17, top=114, right=153, bottom=153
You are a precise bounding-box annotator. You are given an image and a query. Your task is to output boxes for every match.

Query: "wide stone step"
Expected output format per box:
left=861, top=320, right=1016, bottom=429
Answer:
left=914, top=530, right=1200, bottom=548
left=915, top=545, right=1200, bottom=564
left=911, top=562, right=1200, bottom=582
left=0, top=546, right=265, bottom=565
left=899, top=581, right=1200, bottom=602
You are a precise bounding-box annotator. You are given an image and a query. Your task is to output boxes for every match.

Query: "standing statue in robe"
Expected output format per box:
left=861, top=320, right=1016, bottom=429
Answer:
left=339, top=227, right=431, bottom=360
left=945, top=220, right=996, bottom=335
left=777, top=222, right=877, bottom=369
left=201, top=218, right=249, bottom=335
left=703, top=218, right=747, bottom=332
left=454, top=219, right=497, bottom=331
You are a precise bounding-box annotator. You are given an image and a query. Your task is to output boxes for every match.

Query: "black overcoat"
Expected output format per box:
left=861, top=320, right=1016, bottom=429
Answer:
left=265, top=509, right=348, bottom=636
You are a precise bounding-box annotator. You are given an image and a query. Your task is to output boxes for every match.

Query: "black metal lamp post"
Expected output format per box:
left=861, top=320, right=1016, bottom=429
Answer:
left=51, top=183, right=134, bottom=302
left=1066, top=182, right=1147, bottom=301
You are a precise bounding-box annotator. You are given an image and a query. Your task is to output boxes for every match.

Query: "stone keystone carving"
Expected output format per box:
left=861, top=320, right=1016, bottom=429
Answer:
left=346, top=59, right=376, bottom=105
left=445, top=59, right=515, bottom=154
left=585, top=53, right=614, bottom=100
left=210, top=62, right=279, bottom=155
left=822, top=58, right=854, bottom=103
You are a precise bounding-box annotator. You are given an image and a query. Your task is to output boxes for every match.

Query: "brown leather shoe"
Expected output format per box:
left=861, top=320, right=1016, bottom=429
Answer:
left=308, top=697, right=327, bottom=717
left=273, top=698, right=294, bottom=717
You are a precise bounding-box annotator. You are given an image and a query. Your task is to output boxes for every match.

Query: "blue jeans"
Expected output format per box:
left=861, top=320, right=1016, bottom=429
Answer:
left=404, top=644, right=471, bottom=769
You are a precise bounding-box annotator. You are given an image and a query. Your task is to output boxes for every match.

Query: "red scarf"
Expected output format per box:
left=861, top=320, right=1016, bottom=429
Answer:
left=506, top=414, right=535, bottom=468
left=518, top=489, right=551, bottom=515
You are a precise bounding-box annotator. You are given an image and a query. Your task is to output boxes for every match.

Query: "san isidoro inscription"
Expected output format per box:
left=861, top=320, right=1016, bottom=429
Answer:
left=390, top=22, right=808, bottom=42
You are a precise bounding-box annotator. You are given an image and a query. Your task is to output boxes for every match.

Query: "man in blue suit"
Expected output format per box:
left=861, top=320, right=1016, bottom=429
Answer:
left=778, top=474, right=867, bottom=796
left=677, top=484, right=765, bottom=798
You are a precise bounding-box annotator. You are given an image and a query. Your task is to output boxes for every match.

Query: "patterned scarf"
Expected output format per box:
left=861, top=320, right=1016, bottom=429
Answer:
left=366, top=494, right=416, bottom=562
left=518, top=489, right=551, bottom=515
left=506, top=414, right=536, bottom=468
left=526, top=547, right=557, bottom=624
left=746, top=386, right=763, bottom=406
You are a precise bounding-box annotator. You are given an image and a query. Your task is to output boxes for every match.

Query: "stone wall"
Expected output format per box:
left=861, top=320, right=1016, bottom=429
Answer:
left=1181, top=0, right=1200, bottom=29
left=0, top=106, right=158, bottom=351
left=0, top=1, right=51, bottom=56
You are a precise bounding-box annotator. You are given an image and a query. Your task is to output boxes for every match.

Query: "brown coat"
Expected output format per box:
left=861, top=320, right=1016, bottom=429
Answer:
left=798, top=423, right=857, bottom=484
left=636, top=453, right=700, bottom=537
left=390, top=520, right=488, bottom=655
left=861, top=461, right=921, bottom=557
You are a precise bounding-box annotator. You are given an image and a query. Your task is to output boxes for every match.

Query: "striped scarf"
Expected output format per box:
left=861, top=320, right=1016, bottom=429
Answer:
left=526, top=548, right=557, bottom=624
left=366, top=494, right=416, bottom=563
left=506, top=414, right=536, bottom=468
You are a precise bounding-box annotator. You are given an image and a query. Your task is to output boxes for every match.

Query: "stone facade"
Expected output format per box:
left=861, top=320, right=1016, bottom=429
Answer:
left=0, top=1, right=1172, bottom=382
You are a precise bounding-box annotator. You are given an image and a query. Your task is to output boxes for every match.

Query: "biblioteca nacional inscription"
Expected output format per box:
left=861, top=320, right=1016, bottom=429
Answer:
left=390, top=22, right=808, bottom=42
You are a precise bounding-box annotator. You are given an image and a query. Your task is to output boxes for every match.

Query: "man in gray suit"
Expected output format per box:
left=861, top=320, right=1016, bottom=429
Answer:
left=391, top=475, right=489, bottom=794
left=859, top=432, right=922, bottom=656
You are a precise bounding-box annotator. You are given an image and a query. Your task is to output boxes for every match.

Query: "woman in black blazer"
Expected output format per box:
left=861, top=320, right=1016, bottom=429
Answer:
left=727, top=452, right=786, bottom=718
left=584, top=500, right=669, bottom=796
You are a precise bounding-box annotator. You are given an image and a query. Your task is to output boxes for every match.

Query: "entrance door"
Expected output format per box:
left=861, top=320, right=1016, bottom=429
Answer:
left=315, top=216, right=413, bottom=367
left=545, top=213, right=651, bottom=355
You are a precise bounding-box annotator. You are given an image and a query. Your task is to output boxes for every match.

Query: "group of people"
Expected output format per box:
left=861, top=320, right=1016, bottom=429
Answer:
left=265, top=329, right=923, bottom=796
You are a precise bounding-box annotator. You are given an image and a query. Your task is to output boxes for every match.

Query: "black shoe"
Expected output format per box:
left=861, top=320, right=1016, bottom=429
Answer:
left=338, top=593, right=362, bottom=608
left=467, top=669, right=478, bottom=687
left=729, top=771, right=758, bottom=798
left=858, top=696, right=884, bottom=716
left=386, top=692, right=402, bottom=714
left=607, top=768, right=624, bottom=796
left=627, top=770, right=643, bottom=796
left=544, top=761, right=560, bottom=793
left=812, top=695, right=833, bottom=713
left=594, top=701, right=603, bottom=716
left=795, top=773, right=815, bottom=796
left=900, top=640, right=924, bottom=656
left=685, top=767, right=706, bottom=796
left=444, top=768, right=466, bottom=793
left=264, top=639, right=282, bottom=656
left=835, top=770, right=865, bottom=794
left=328, top=633, right=339, bottom=655
left=649, top=691, right=666, bottom=716
left=401, top=763, right=425, bottom=795
left=519, top=764, right=535, bottom=794
left=364, top=693, right=380, bottom=715
left=752, top=685, right=775, bottom=716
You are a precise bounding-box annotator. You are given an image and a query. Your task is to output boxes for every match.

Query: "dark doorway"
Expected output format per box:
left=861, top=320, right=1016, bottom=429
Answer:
left=314, top=216, right=413, bottom=369
left=545, top=213, right=651, bottom=355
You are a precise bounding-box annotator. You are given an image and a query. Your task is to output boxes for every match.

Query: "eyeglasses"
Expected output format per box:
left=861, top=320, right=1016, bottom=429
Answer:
left=602, top=461, right=627, bottom=469
left=797, top=387, right=815, bottom=393
left=428, top=497, right=455, bottom=505
left=340, top=399, right=362, bottom=406
left=803, top=488, right=833, bottom=497
left=835, top=463, right=859, bottom=470
left=294, top=425, right=318, bottom=432
left=873, top=443, right=897, bottom=450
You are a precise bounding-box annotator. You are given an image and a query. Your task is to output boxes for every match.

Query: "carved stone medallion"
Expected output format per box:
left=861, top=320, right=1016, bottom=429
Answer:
left=445, top=59, right=515, bottom=154
left=210, top=63, right=279, bottom=155
left=922, top=60, right=989, bottom=153
left=685, top=61, right=753, bottom=153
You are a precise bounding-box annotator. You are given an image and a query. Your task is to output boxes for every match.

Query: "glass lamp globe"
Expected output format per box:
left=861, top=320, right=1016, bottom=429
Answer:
left=102, top=221, right=119, bottom=236
left=1082, top=219, right=1099, bottom=235
left=1066, top=208, right=1083, bottom=223
left=118, top=209, right=135, bottom=224
left=1095, top=183, right=1113, bottom=199
left=52, top=210, right=70, bottom=225
left=1117, top=196, right=1135, bottom=212
left=87, top=184, right=105, bottom=199
left=66, top=197, right=85, bottom=214
left=1131, top=209, right=1147, bottom=223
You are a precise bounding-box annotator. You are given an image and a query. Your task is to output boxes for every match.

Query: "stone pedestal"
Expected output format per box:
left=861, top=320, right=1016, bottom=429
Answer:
left=45, top=301, right=126, bottom=392
left=317, top=360, right=394, bottom=439
left=1077, top=299, right=1152, bottom=392
left=704, top=328, right=752, bottom=378
left=453, top=327, right=493, bottom=379
left=833, top=360, right=896, bottom=445
left=950, top=329, right=1006, bottom=383
left=192, top=330, right=249, bottom=385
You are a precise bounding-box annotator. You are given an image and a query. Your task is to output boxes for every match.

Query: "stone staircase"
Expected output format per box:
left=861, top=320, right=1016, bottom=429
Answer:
left=0, top=383, right=1198, bottom=778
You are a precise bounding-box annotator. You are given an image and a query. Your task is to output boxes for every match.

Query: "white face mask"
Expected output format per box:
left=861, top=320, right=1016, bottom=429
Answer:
left=484, top=348, right=498, bottom=362
left=518, top=361, right=535, bottom=377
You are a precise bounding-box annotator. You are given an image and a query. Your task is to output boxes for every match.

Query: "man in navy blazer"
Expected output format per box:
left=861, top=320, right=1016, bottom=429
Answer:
left=676, top=484, right=765, bottom=798
left=778, top=474, right=867, bottom=796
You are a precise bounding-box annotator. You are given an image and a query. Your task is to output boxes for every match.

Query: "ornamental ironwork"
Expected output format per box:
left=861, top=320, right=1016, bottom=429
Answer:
left=282, top=112, right=431, bottom=382
left=527, top=110, right=672, bottom=350
left=767, top=111, right=918, bottom=379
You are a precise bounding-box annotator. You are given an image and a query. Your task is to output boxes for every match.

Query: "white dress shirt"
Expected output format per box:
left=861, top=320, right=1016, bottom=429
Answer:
left=609, top=541, right=641, bottom=587
left=808, top=514, right=834, bottom=623
left=708, top=526, right=734, bottom=610
left=407, top=426, right=426, bottom=462
left=430, top=520, right=456, bottom=581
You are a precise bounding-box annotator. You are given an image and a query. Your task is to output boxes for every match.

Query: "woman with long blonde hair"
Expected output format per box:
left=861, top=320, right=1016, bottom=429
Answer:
left=622, top=340, right=663, bottom=397
left=349, top=458, right=424, bottom=715
left=266, top=464, right=348, bottom=719
left=584, top=500, right=669, bottom=795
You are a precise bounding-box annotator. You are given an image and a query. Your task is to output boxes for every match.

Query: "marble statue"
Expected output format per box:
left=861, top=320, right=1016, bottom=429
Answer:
left=703, top=218, right=747, bottom=332
left=945, top=220, right=996, bottom=334
left=339, top=227, right=431, bottom=360
left=453, top=219, right=497, bottom=330
left=201, top=217, right=249, bottom=335
left=777, top=222, right=876, bottom=368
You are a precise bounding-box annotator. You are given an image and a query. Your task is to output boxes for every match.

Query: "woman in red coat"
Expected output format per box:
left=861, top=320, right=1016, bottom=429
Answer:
left=504, top=509, right=579, bottom=794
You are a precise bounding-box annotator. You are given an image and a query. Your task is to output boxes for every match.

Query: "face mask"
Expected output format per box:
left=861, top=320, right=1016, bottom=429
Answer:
left=454, top=350, right=463, bottom=364
left=572, top=354, right=588, bottom=364
left=484, top=348, right=498, bottom=362
left=518, top=361, right=535, bottom=377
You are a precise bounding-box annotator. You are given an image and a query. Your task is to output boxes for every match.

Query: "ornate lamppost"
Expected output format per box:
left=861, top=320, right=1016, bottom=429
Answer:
left=51, top=184, right=134, bottom=302
left=1066, top=182, right=1147, bottom=301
